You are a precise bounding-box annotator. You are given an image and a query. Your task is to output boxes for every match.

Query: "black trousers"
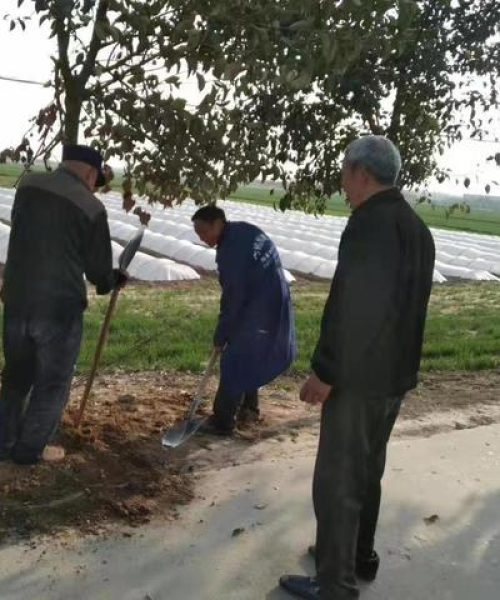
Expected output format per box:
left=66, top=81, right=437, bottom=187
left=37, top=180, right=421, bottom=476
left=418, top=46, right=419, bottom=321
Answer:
left=213, top=380, right=259, bottom=430
left=0, top=313, right=83, bottom=464
left=313, top=390, right=403, bottom=600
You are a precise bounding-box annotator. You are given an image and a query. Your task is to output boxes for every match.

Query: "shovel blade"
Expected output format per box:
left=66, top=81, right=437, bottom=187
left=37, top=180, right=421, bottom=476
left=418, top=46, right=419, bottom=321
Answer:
left=161, top=417, right=207, bottom=448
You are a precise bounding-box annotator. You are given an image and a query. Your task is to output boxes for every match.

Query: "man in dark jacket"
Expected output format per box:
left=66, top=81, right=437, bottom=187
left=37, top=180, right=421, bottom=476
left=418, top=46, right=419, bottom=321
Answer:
left=0, top=144, right=124, bottom=465
left=280, top=136, right=435, bottom=600
left=192, top=205, right=295, bottom=435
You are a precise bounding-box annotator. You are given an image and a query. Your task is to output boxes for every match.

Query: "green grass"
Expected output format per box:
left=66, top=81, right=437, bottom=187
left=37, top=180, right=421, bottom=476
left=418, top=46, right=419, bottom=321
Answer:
left=0, top=163, right=29, bottom=188
left=0, top=163, right=123, bottom=191
left=0, top=279, right=498, bottom=375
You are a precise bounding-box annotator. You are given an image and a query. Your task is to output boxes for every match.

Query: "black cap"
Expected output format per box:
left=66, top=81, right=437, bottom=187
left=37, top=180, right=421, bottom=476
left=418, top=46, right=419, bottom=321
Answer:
left=62, top=144, right=106, bottom=187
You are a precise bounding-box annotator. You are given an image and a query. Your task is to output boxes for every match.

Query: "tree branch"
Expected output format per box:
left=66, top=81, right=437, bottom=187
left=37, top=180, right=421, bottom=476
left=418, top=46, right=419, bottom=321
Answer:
left=54, top=15, right=72, bottom=84
left=79, top=0, right=110, bottom=88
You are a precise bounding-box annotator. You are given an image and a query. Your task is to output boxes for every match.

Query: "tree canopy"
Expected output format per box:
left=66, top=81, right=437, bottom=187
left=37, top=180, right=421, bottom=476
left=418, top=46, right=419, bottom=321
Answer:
left=3, top=0, right=500, bottom=212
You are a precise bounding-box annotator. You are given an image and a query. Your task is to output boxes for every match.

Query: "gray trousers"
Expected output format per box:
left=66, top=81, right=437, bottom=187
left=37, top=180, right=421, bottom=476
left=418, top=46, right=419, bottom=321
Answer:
left=313, top=390, right=403, bottom=600
left=0, top=312, right=82, bottom=464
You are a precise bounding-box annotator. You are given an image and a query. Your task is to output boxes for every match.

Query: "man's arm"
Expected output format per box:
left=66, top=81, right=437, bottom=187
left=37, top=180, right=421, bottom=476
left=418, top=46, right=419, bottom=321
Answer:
left=311, top=217, right=399, bottom=388
left=84, top=211, right=117, bottom=295
left=214, top=252, right=250, bottom=347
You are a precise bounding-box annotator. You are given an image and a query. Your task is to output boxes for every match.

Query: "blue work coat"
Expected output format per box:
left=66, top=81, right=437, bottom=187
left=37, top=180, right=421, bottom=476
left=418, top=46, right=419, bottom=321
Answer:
left=214, top=222, right=295, bottom=394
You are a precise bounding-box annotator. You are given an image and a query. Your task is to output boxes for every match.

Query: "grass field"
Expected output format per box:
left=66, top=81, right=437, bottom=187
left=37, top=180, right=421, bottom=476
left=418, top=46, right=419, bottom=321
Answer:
left=0, top=279, right=495, bottom=375
left=3, top=163, right=500, bottom=236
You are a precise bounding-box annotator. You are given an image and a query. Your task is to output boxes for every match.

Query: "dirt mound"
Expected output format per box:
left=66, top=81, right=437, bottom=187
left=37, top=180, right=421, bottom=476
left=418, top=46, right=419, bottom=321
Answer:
left=0, top=378, right=197, bottom=542
left=2, top=369, right=500, bottom=542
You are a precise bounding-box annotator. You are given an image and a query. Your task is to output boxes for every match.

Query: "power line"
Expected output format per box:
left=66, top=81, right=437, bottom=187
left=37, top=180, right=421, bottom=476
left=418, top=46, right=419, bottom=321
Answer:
left=0, top=74, right=46, bottom=86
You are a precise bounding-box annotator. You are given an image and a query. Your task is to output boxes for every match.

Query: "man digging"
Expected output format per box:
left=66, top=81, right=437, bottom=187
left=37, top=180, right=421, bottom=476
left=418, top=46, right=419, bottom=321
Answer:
left=280, top=136, right=435, bottom=600
left=0, top=144, right=126, bottom=465
left=192, top=205, right=296, bottom=435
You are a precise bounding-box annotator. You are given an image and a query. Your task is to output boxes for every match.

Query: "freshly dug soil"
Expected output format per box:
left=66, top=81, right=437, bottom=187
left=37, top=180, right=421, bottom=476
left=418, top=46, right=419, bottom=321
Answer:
left=1, top=369, right=500, bottom=542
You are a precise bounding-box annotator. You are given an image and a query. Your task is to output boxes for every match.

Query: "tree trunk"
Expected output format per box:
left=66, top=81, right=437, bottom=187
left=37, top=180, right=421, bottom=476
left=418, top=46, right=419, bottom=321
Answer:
left=63, top=89, right=82, bottom=144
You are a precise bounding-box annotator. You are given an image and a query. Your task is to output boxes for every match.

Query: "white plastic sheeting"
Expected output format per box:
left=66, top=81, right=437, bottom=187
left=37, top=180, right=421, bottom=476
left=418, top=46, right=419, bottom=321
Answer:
left=107, top=203, right=295, bottom=281
left=0, top=195, right=200, bottom=282
left=101, top=193, right=500, bottom=283
left=0, top=222, right=11, bottom=262
left=0, top=204, right=12, bottom=222
left=111, top=241, right=199, bottom=282
left=3, top=186, right=500, bottom=283
left=108, top=221, right=200, bottom=281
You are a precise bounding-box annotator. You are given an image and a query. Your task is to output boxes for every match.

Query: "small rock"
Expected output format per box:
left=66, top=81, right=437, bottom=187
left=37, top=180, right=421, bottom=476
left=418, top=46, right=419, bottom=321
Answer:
left=423, top=514, right=440, bottom=525
left=232, top=527, right=246, bottom=537
left=254, top=503, right=267, bottom=510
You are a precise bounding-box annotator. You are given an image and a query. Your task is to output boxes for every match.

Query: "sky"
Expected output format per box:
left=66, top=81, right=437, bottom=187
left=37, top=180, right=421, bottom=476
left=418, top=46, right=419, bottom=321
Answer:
left=0, top=1, right=499, bottom=196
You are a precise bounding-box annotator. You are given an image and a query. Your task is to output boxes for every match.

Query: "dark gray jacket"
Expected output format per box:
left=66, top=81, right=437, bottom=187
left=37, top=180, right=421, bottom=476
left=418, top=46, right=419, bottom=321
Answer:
left=2, top=166, right=116, bottom=318
left=312, top=187, right=435, bottom=396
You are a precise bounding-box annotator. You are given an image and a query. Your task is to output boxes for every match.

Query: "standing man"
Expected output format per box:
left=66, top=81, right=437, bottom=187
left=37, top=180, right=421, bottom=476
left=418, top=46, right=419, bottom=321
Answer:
left=280, top=136, right=435, bottom=600
left=192, top=205, right=295, bottom=435
left=0, top=144, right=125, bottom=465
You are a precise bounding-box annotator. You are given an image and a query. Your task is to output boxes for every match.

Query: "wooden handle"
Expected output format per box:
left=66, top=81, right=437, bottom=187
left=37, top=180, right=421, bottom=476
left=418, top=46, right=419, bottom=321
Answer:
left=187, top=350, right=219, bottom=420
left=74, top=287, right=121, bottom=428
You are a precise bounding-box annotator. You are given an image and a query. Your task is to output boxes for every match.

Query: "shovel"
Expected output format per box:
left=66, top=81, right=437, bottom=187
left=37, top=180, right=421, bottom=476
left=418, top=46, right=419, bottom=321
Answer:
left=162, top=350, right=219, bottom=448
left=74, top=226, right=145, bottom=428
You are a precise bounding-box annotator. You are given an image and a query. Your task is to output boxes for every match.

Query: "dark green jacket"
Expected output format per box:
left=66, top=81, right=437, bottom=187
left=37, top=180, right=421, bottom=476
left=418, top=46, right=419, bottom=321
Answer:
left=312, top=188, right=435, bottom=396
left=2, top=166, right=116, bottom=317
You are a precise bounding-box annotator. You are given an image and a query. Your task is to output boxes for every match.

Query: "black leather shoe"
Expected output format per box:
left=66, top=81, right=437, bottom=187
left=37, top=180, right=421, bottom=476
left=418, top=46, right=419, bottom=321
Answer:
left=279, top=575, right=320, bottom=600
left=307, top=545, right=380, bottom=582
left=355, top=550, right=379, bottom=582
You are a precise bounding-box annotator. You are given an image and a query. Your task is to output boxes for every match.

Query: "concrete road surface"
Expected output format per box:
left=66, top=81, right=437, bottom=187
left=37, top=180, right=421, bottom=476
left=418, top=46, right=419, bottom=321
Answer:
left=1, top=424, right=499, bottom=600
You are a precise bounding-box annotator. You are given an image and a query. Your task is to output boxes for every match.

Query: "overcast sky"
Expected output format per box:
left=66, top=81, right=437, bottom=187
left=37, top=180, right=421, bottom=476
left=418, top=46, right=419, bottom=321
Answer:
left=1, top=1, right=499, bottom=196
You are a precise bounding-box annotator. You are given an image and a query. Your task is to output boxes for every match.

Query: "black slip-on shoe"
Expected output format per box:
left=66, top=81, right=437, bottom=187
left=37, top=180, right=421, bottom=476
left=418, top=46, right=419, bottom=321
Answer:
left=307, top=545, right=380, bottom=582
left=279, top=575, right=320, bottom=600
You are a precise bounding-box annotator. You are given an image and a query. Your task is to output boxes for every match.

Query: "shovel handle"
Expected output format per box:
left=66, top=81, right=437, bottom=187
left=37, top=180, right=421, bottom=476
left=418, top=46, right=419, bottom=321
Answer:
left=187, top=350, right=219, bottom=421
left=74, top=286, right=121, bottom=428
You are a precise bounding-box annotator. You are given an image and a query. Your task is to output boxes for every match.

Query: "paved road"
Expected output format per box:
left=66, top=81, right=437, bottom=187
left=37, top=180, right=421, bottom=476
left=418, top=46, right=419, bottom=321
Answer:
left=1, top=424, right=499, bottom=600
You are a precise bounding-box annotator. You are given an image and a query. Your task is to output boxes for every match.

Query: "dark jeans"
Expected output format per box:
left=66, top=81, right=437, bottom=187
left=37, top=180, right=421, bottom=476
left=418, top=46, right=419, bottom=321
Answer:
left=313, top=390, right=403, bottom=600
left=213, top=380, right=259, bottom=430
left=0, top=312, right=83, bottom=464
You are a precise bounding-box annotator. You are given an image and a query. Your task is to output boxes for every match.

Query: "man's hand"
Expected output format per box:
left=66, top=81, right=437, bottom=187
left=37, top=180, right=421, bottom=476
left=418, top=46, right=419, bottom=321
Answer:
left=300, top=372, right=332, bottom=405
left=113, top=269, right=129, bottom=290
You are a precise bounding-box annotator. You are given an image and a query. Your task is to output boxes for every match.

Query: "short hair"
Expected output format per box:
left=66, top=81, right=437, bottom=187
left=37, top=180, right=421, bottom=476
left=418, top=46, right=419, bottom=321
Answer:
left=191, top=205, right=227, bottom=224
left=343, top=135, right=402, bottom=185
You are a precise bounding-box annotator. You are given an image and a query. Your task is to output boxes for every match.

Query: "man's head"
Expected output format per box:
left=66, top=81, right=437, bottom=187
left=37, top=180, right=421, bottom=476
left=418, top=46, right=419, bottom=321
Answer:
left=62, top=144, right=106, bottom=191
left=191, top=205, right=227, bottom=247
left=341, top=136, right=402, bottom=209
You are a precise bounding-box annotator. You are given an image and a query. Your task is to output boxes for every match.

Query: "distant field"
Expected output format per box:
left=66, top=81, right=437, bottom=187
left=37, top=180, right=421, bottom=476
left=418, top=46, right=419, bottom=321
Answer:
left=2, top=163, right=500, bottom=235
left=0, top=163, right=123, bottom=191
